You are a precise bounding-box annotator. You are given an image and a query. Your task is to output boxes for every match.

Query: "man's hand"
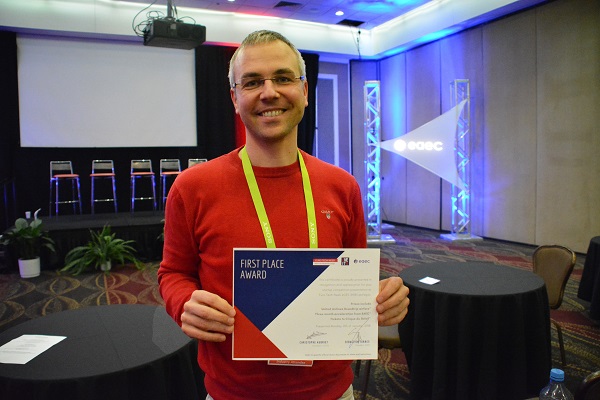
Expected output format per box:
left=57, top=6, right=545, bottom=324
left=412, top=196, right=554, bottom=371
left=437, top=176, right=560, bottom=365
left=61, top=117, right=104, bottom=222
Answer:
left=181, top=290, right=236, bottom=342
left=376, top=277, right=410, bottom=326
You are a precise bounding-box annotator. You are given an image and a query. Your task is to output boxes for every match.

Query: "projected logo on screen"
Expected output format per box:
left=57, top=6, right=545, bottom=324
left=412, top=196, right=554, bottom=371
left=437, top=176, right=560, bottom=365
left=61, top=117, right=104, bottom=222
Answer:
left=394, top=140, right=443, bottom=152
left=378, top=100, right=468, bottom=191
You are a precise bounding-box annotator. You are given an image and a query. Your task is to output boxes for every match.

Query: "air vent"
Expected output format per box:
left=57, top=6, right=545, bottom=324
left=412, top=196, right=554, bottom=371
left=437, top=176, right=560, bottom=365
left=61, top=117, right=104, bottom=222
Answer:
left=337, top=19, right=365, bottom=27
left=274, top=1, right=302, bottom=8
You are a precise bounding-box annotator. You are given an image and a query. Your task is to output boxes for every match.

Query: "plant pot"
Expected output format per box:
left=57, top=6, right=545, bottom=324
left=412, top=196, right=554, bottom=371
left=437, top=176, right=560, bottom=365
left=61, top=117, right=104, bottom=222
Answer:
left=18, top=257, right=41, bottom=278
left=100, top=260, right=111, bottom=272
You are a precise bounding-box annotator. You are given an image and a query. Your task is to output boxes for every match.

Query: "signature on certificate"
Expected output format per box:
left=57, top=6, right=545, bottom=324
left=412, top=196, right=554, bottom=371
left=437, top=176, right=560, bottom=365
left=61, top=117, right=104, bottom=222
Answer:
left=347, top=318, right=370, bottom=348
left=306, top=331, right=327, bottom=340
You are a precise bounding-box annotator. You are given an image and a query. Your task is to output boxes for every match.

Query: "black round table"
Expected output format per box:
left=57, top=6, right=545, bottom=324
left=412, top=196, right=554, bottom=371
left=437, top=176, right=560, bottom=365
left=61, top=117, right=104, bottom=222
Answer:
left=0, top=305, right=205, bottom=400
left=398, top=262, right=551, bottom=400
left=578, top=236, right=600, bottom=320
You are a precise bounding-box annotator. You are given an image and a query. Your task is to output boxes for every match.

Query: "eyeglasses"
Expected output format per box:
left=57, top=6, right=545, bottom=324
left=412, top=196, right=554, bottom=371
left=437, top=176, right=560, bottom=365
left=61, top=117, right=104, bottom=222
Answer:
left=233, top=74, right=305, bottom=91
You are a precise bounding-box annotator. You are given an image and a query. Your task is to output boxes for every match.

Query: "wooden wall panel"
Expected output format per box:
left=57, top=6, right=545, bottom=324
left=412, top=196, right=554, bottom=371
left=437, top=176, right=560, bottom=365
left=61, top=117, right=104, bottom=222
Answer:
left=405, top=43, right=442, bottom=230
left=535, top=0, right=600, bottom=252
left=481, top=10, right=538, bottom=244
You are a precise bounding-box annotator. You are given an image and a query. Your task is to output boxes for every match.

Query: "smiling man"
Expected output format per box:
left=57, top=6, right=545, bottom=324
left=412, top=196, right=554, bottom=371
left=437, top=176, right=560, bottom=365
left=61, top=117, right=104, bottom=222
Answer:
left=158, top=30, right=409, bottom=400
left=229, top=38, right=308, bottom=164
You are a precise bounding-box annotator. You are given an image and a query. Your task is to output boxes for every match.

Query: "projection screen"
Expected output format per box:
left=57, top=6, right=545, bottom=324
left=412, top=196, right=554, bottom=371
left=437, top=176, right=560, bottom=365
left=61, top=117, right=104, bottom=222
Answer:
left=17, top=35, right=197, bottom=148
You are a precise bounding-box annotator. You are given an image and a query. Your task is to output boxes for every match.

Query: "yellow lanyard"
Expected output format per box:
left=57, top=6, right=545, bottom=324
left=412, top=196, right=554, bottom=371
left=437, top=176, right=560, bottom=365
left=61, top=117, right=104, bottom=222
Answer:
left=240, top=146, right=318, bottom=248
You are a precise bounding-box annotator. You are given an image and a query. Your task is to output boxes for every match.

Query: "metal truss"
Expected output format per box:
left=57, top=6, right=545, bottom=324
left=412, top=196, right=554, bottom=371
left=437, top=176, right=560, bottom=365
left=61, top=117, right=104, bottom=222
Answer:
left=450, top=79, right=472, bottom=238
left=364, top=81, right=382, bottom=240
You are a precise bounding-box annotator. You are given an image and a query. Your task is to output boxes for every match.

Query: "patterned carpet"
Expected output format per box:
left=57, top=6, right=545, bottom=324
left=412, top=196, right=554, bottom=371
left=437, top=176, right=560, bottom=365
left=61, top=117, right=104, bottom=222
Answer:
left=1, top=223, right=598, bottom=399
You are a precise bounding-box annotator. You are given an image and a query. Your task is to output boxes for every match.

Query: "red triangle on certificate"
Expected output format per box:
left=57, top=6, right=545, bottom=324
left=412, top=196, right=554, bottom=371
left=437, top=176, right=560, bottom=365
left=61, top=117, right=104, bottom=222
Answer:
left=233, top=307, right=287, bottom=358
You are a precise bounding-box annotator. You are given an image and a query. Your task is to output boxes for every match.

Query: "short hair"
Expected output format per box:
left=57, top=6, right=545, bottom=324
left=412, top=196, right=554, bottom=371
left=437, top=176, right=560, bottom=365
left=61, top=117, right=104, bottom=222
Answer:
left=228, top=30, right=306, bottom=88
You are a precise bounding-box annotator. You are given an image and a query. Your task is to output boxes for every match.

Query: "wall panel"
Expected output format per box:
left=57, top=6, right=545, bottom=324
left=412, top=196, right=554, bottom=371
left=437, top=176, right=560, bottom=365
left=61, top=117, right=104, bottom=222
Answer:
left=319, top=62, right=352, bottom=173
left=481, top=10, right=538, bottom=244
left=535, top=0, right=600, bottom=252
left=405, top=43, right=442, bottom=230
left=380, top=54, right=407, bottom=224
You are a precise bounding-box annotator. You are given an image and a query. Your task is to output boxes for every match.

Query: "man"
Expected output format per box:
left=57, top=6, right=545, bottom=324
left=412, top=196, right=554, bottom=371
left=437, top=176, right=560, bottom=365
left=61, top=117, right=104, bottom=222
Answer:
left=158, top=30, right=409, bottom=400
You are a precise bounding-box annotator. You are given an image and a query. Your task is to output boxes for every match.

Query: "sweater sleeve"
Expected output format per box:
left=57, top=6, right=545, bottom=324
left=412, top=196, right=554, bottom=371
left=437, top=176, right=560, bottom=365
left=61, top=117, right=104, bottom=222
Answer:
left=157, top=184, right=201, bottom=326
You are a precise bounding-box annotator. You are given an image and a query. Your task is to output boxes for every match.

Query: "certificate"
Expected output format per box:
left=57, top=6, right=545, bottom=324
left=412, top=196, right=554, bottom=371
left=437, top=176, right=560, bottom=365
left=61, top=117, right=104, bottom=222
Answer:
left=232, top=248, right=380, bottom=360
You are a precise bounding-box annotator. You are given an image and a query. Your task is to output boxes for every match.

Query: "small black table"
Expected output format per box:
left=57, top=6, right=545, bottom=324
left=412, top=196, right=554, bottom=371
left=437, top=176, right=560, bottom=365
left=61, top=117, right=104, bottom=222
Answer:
left=0, top=305, right=205, bottom=400
left=399, top=262, right=551, bottom=400
left=578, top=236, right=600, bottom=320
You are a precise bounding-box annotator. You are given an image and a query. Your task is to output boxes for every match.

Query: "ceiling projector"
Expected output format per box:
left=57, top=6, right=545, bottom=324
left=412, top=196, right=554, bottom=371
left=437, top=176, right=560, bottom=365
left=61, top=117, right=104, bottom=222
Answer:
left=143, top=18, right=206, bottom=50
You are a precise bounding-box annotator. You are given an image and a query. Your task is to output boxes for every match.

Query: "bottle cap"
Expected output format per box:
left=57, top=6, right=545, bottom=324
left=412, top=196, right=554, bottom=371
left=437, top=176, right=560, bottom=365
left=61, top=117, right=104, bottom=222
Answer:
left=550, top=368, right=565, bottom=382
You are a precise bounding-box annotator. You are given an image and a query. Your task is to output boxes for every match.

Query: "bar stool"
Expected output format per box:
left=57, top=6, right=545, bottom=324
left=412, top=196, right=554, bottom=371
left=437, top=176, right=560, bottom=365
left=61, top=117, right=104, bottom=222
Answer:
left=130, top=159, right=156, bottom=212
left=159, top=159, right=181, bottom=209
left=90, top=160, right=117, bottom=214
left=49, top=161, right=82, bottom=216
left=187, top=158, right=207, bottom=168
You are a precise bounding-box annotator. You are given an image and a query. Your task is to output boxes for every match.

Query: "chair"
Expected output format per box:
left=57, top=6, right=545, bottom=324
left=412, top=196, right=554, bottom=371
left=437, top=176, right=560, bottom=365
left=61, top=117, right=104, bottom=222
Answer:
left=130, top=159, right=156, bottom=212
left=49, top=161, right=82, bottom=216
left=159, top=159, right=181, bottom=209
left=354, top=324, right=402, bottom=400
left=90, top=160, right=117, bottom=214
left=575, top=370, right=600, bottom=400
left=188, top=158, right=207, bottom=168
left=532, top=244, right=576, bottom=367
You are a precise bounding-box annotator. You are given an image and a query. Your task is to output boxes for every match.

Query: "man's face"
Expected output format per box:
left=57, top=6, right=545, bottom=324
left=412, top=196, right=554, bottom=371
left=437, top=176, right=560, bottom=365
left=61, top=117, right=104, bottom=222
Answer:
left=230, top=40, right=308, bottom=144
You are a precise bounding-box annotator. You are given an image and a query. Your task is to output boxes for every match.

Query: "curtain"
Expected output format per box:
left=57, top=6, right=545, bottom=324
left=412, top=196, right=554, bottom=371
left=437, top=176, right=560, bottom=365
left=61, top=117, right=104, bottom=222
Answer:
left=0, top=32, right=19, bottom=231
left=195, top=45, right=238, bottom=159
left=0, top=32, right=18, bottom=181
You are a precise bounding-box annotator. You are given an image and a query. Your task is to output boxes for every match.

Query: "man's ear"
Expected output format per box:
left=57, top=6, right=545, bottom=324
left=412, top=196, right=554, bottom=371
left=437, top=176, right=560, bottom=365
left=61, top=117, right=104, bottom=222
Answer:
left=303, top=80, right=308, bottom=107
left=230, top=88, right=239, bottom=114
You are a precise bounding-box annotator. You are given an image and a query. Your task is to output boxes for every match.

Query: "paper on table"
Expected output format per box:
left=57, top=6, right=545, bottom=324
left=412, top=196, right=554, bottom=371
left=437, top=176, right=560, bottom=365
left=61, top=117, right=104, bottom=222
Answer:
left=419, top=276, right=440, bottom=285
left=0, top=334, right=66, bottom=364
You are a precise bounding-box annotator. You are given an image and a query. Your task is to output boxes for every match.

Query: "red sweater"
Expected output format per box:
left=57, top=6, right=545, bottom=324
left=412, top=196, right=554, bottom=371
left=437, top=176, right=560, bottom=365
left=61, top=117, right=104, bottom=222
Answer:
left=158, top=148, right=367, bottom=400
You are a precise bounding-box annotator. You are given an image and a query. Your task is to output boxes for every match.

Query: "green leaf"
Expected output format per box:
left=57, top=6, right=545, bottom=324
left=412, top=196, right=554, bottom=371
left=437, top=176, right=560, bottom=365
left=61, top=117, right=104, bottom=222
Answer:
left=60, top=224, right=145, bottom=275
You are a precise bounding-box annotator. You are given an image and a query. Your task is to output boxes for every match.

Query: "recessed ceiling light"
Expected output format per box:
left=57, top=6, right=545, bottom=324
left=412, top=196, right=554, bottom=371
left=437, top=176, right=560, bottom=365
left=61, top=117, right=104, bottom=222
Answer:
left=335, top=10, right=344, bottom=16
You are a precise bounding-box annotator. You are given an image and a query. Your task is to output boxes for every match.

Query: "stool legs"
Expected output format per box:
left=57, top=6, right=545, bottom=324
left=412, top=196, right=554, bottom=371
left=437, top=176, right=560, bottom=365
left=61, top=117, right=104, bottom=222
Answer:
left=49, top=176, right=82, bottom=216
left=160, top=174, right=177, bottom=210
left=130, top=174, right=156, bottom=212
left=48, top=179, right=53, bottom=217
left=71, top=178, right=81, bottom=214
left=91, top=176, right=117, bottom=214
left=161, top=175, right=167, bottom=210
left=130, top=176, right=135, bottom=212
left=91, top=177, right=95, bottom=214
left=112, top=177, right=118, bottom=213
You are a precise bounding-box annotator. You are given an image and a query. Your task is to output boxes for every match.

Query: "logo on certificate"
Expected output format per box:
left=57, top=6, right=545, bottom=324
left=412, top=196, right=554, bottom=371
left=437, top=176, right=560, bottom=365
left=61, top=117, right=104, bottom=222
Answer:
left=341, top=257, right=349, bottom=266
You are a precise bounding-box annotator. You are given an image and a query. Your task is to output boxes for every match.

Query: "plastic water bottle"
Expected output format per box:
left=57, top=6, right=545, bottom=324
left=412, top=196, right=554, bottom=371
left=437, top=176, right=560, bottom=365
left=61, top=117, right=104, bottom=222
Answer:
left=539, top=368, right=574, bottom=400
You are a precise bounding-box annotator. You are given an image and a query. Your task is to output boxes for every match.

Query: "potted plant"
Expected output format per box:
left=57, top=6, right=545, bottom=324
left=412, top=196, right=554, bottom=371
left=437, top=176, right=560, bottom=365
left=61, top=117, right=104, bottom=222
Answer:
left=60, top=225, right=144, bottom=275
left=1, top=217, right=56, bottom=278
